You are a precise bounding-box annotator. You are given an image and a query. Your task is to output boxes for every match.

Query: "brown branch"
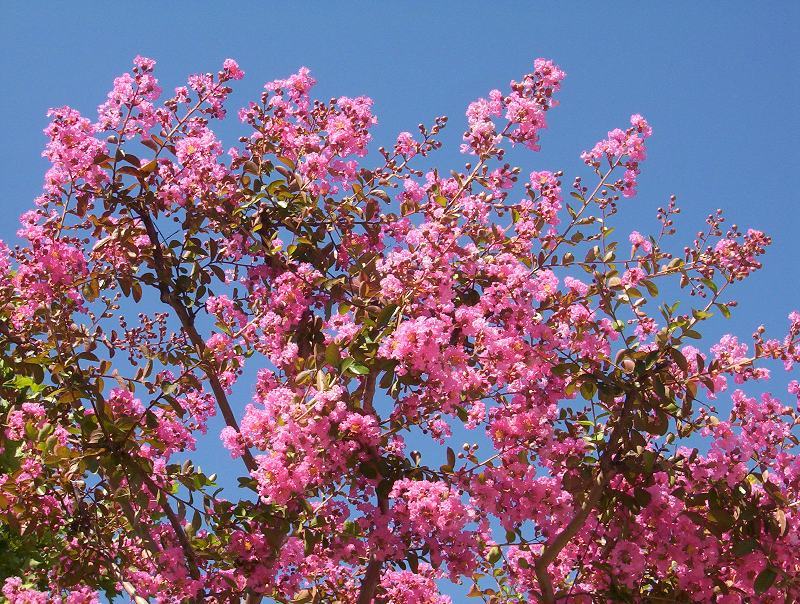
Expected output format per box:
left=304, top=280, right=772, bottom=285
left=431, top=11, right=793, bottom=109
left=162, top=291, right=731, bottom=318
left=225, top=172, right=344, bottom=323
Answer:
left=533, top=393, right=632, bottom=603
left=357, top=560, right=383, bottom=604
left=119, top=469, right=204, bottom=603
left=122, top=581, right=150, bottom=604
left=136, top=473, right=201, bottom=580
left=534, top=477, right=606, bottom=602
left=356, top=371, right=387, bottom=604
left=134, top=202, right=257, bottom=473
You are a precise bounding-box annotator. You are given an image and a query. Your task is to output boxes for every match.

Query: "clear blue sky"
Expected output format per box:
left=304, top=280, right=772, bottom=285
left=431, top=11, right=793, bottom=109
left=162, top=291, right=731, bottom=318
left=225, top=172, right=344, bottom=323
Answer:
left=1, top=2, right=799, bottom=599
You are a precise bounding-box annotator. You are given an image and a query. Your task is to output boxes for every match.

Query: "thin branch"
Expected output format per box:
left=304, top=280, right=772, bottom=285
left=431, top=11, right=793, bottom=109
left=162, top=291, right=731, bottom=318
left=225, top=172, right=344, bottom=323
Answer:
left=133, top=200, right=258, bottom=474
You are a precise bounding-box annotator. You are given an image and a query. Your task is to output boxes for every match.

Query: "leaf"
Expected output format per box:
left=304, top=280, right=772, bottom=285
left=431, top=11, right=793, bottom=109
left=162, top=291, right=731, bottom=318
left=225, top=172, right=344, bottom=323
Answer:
left=732, top=539, right=757, bottom=556
left=315, top=371, right=327, bottom=392
left=643, top=279, right=659, bottom=296
left=446, top=447, right=456, bottom=468
left=131, top=280, right=143, bottom=303
left=140, top=159, right=158, bottom=174
left=293, top=589, right=313, bottom=604
left=648, top=412, right=669, bottom=436
left=634, top=487, right=652, bottom=507
left=701, top=278, right=718, bottom=293
left=708, top=509, right=733, bottom=533
left=117, top=165, right=141, bottom=178
left=670, top=348, right=689, bottom=372
left=371, top=189, right=390, bottom=203
left=486, top=546, right=502, bottom=564
left=754, top=567, right=778, bottom=594
left=348, top=363, right=369, bottom=376
left=774, top=508, right=787, bottom=536
left=358, top=462, right=377, bottom=479
left=191, top=510, right=202, bottom=532
left=580, top=381, right=597, bottom=401
left=716, top=303, right=731, bottom=319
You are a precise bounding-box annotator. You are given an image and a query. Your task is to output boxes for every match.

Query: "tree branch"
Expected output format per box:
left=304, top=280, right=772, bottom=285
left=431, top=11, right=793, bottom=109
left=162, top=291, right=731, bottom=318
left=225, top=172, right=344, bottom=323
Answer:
left=122, top=581, right=150, bottom=604
left=134, top=203, right=257, bottom=473
left=534, top=394, right=632, bottom=603
left=356, top=371, right=386, bottom=604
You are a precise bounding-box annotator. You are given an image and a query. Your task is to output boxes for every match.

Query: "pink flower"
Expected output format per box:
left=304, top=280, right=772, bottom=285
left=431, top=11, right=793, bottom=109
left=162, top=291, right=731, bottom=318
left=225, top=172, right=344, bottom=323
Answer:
left=581, top=114, right=651, bottom=198
left=220, top=426, right=246, bottom=458
left=395, top=131, right=418, bottom=157
left=564, top=276, right=589, bottom=296
left=628, top=230, right=652, bottom=253
left=42, top=107, right=107, bottom=195
left=222, top=58, right=245, bottom=81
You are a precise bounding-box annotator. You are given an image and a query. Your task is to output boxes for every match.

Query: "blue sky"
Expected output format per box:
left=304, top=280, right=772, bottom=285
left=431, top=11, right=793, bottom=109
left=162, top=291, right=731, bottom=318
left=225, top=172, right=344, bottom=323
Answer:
left=1, top=2, right=799, bottom=599
left=2, top=2, right=798, bottom=330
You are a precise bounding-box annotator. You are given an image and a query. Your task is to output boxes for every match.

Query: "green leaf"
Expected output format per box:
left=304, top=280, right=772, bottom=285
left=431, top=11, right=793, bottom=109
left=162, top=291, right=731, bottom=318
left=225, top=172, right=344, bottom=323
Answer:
left=358, top=462, right=378, bottom=479
left=348, top=363, right=369, bottom=376
left=643, top=280, right=659, bottom=296
left=716, top=303, right=731, bottom=319
left=446, top=447, right=456, bottom=468
left=191, top=510, right=202, bottom=532
left=732, top=539, right=757, bottom=556
left=754, top=566, right=778, bottom=594
left=580, top=381, right=597, bottom=401
left=701, top=278, right=718, bottom=293
left=633, top=487, right=652, bottom=507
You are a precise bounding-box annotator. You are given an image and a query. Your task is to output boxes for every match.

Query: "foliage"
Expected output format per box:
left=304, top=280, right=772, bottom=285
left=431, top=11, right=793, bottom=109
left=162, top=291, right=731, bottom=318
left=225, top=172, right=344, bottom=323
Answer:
left=1, top=56, right=800, bottom=603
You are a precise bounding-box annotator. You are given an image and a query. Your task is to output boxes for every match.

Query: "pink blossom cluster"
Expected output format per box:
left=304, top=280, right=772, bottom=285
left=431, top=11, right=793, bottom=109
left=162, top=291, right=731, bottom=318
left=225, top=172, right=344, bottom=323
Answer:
left=41, top=107, right=106, bottom=196
left=462, top=58, right=565, bottom=157
left=97, top=54, right=162, bottom=136
left=11, top=211, right=87, bottom=326
left=387, top=479, right=482, bottom=579
left=2, top=578, right=99, bottom=604
left=3, top=55, right=800, bottom=603
left=239, top=66, right=376, bottom=196
left=581, top=113, right=652, bottom=197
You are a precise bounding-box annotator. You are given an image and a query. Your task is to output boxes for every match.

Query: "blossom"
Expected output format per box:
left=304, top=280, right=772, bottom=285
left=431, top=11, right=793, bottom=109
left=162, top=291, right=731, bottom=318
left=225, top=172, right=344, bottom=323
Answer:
left=42, top=107, right=107, bottom=195
left=395, top=131, right=418, bottom=157
left=628, top=230, right=652, bottom=253
left=581, top=114, right=651, bottom=197
left=222, top=58, right=245, bottom=80
left=6, top=53, right=800, bottom=604
left=97, top=56, right=161, bottom=135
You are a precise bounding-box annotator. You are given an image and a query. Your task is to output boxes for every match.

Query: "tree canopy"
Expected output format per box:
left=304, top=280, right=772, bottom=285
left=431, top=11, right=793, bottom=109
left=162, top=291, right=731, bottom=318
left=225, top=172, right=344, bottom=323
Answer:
left=1, top=56, right=799, bottom=603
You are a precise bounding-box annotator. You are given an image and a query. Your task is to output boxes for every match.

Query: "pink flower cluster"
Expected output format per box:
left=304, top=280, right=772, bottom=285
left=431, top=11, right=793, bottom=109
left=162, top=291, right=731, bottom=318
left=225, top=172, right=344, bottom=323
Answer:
left=462, top=58, right=565, bottom=157
left=233, top=372, right=380, bottom=506
left=239, top=66, right=376, bottom=196
left=12, top=211, right=87, bottom=325
left=581, top=113, right=652, bottom=197
left=2, top=578, right=99, bottom=604
left=388, top=479, right=481, bottom=579
left=97, top=55, right=162, bottom=136
left=42, top=107, right=106, bottom=196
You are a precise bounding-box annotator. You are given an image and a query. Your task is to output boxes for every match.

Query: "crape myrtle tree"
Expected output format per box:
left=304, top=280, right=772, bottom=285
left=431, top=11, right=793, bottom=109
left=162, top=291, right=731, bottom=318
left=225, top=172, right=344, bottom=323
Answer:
left=1, top=55, right=800, bottom=603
